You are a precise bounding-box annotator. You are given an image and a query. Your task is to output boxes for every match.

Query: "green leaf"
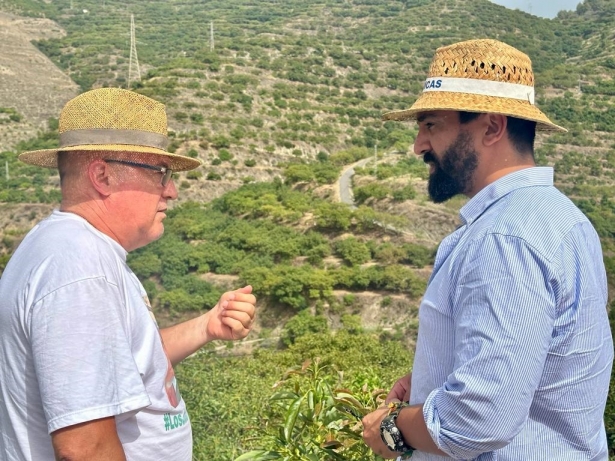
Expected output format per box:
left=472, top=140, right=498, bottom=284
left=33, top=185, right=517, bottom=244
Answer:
left=234, top=450, right=281, bottom=461
left=307, top=390, right=315, bottom=411
left=283, top=395, right=304, bottom=442
left=270, top=391, right=299, bottom=401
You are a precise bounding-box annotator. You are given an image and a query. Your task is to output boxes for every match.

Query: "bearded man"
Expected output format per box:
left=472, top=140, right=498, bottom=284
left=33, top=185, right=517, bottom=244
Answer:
left=362, top=39, right=613, bottom=461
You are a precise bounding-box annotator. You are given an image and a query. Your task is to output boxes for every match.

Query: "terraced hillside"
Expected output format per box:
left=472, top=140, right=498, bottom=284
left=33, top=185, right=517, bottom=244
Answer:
left=2, top=0, right=615, bottom=302
left=3, top=0, right=615, bottom=458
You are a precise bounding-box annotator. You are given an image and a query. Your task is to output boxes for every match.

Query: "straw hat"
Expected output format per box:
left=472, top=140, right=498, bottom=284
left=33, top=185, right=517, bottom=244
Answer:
left=383, top=39, right=566, bottom=132
left=18, top=88, right=203, bottom=171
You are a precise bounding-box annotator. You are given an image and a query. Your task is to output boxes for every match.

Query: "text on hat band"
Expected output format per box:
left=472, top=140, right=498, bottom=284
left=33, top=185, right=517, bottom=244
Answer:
left=423, top=77, right=535, bottom=105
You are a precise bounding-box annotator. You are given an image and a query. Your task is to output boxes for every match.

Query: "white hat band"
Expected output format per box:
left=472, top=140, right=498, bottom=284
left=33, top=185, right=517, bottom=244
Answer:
left=423, top=77, right=535, bottom=105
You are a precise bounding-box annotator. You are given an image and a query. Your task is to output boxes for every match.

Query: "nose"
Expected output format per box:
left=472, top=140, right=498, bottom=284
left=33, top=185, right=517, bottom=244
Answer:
left=163, top=178, right=178, bottom=200
left=413, top=128, right=430, bottom=157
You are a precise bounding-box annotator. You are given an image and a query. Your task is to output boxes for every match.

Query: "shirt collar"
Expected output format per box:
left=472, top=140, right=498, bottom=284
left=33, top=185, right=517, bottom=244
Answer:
left=459, top=166, right=554, bottom=226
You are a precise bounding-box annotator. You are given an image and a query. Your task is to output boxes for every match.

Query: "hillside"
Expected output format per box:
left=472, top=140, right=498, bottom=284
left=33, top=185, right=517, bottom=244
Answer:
left=0, top=11, right=78, bottom=151
left=2, top=0, right=615, bottom=318
left=2, top=0, right=615, bottom=457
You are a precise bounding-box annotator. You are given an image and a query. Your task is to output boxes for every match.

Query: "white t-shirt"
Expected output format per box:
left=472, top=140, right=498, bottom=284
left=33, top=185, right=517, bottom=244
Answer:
left=0, top=210, right=192, bottom=460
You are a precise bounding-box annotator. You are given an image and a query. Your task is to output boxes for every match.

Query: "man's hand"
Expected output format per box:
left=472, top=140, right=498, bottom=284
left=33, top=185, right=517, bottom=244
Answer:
left=205, top=285, right=256, bottom=341
left=386, top=373, right=411, bottom=404
left=160, top=286, right=256, bottom=365
left=362, top=404, right=401, bottom=459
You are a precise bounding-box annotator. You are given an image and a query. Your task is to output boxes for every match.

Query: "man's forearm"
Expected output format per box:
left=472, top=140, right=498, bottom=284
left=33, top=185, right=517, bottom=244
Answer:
left=397, top=404, right=449, bottom=456
left=160, top=313, right=210, bottom=366
left=160, top=286, right=256, bottom=365
left=52, top=417, right=126, bottom=461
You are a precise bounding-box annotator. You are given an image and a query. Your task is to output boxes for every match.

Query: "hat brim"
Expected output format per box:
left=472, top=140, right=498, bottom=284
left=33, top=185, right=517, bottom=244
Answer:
left=18, top=144, right=202, bottom=172
left=382, top=91, right=567, bottom=133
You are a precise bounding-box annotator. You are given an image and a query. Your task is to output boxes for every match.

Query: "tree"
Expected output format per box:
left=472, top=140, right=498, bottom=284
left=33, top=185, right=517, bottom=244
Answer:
left=234, top=359, right=381, bottom=461
left=334, top=237, right=371, bottom=266
left=281, top=311, right=329, bottom=346
left=314, top=202, right=352, bottom=231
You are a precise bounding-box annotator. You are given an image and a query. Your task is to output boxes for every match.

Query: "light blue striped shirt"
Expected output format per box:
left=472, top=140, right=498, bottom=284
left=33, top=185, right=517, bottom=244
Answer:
left=409, top=167, right=613, bottom=460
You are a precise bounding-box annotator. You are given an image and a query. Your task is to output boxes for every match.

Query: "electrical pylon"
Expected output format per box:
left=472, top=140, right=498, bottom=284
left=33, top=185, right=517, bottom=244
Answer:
left=128, top=14, right=141, bottom=87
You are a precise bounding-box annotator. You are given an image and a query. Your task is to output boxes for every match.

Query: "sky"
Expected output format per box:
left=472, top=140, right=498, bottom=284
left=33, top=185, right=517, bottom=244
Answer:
left=489, top=0, right=582, bottom=18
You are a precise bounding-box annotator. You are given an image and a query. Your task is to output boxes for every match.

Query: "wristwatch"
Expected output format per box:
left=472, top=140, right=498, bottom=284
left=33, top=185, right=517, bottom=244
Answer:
left=380, top=402, right=415, bottom=456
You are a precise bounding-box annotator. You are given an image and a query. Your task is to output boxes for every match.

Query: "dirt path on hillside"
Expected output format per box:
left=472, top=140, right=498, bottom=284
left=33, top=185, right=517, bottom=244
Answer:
left=0, top=12, right=78, bottom=150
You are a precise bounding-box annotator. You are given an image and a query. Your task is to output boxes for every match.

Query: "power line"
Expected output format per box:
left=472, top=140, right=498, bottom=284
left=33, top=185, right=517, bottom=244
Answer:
left=128, top=14, right=141, bottom=87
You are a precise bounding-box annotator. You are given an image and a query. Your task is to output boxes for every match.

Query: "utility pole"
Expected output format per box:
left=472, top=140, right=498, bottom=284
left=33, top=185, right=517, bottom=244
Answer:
left=374, top=141, right=378, bottom=176
left=210, top=21, right=214, bottom=52
left=128, top=14, right=141, bottom=87
left=5, top=161, right=9, bottom=182
left=579, top=75, right=590, bottom=93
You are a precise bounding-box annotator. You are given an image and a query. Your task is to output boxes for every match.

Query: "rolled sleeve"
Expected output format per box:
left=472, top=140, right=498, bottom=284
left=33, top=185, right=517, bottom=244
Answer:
left=422, top=234, right=557, bottom=459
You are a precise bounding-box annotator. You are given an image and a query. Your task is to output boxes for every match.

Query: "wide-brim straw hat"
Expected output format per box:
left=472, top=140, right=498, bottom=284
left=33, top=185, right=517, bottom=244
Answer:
left=19, top=88, right=203, bottom=171
left=383, top=39, right=566, bottom=132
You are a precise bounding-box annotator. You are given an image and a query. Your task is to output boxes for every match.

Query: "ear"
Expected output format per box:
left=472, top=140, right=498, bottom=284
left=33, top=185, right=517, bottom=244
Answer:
left=87, top=159, right=113, bottom=197
left=481, top=113, right=507, bottom=147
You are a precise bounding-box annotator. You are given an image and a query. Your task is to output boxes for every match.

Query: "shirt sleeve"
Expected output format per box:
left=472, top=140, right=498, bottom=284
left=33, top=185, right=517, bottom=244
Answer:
left=29, top=277, right=151, bottom=434
left=423, top=233, right=557, bottom=459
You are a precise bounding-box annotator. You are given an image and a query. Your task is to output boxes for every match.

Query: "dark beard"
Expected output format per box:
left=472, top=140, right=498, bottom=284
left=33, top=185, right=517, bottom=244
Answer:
left=425, top=131, right=479, bottom=203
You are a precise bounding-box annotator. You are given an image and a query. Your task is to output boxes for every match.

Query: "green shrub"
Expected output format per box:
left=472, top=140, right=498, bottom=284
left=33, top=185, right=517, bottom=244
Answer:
left=354, top=183, right=390, bottom=204
left=334, top=237, right=371, bottom=266
left=281, top=311, right=329, bottom=346
left=341, top=314, right=363, bottom=334
left=190, top=113, right=204, bottom=124
left=284, top=164, right=314, bottom=184
left=392, top=184, right=416, bottom=201
left=174, top=111, right=188, bottom=122
left=219, top=149, right=233, bottom=161
left=342, top=294, right=356, bottom=306
left=402, top=243, right=435, bottom=268
left=314, top=202, right=352, bottom=230
left=187, top=170, right=203, bottom=180
left=212, top=135, right=231, bottom=149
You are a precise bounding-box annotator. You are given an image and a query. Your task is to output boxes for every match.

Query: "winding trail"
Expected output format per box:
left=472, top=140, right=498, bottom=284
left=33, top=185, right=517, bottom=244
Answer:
left=337, top=157, right=373, bottom=208
left=335, top=150, right=417, bottom=236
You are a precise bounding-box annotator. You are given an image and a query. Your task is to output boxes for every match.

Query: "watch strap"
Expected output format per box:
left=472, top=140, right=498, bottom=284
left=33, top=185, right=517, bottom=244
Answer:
left=380, top=402, right=415, bottom=456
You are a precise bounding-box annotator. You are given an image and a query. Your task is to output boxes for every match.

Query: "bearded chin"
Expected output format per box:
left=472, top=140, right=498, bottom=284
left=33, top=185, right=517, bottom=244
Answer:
left=427, top=168, right=464, bottom=203
left=425, top=131, right=478, bottom=203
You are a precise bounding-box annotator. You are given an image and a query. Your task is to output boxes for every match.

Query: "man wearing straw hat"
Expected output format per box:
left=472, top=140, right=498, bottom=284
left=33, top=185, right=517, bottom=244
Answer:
left=0, top=88, right=256, bottom=460
left=362, top=39, right=613, bottom=460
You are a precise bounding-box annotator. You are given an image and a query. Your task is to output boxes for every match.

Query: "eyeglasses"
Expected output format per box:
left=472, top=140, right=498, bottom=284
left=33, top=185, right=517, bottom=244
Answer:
left=104, top=159, right=173, bottom=187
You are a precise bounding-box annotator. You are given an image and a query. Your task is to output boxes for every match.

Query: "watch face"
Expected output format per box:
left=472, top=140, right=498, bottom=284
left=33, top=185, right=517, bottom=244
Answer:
left=381, top=418, right=400, bottom=451
left=381, top=412, right=413, bottom=454
left=383, top=430, right=396, bottom=447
